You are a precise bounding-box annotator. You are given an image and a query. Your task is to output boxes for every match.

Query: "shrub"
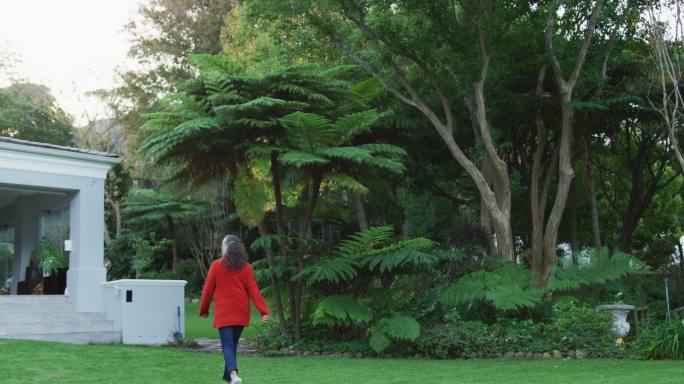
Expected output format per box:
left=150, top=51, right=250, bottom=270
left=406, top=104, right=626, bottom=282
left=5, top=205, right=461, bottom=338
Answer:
left=545, top=302, right=620, bottom=357
left=638, top=319, right=684, bottom=359
left=414, top=302, right=620, bottom=359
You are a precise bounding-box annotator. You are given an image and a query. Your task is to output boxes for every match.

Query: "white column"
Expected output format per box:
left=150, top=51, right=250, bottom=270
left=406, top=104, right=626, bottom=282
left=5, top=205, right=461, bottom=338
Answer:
left=67, top=179, right=106, bottom=312
left=10, top=196, right=38, bottom=294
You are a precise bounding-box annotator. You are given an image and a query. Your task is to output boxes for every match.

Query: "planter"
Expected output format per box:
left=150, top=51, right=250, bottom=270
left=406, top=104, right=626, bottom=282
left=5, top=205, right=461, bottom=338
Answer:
left=43, top=268, right=67, bottom=295
left=596, top=304, right=635, bottom=337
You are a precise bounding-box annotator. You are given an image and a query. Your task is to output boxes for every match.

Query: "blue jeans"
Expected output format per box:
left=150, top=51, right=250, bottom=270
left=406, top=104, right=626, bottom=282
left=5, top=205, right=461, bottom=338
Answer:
left=219, top=326, right=244, bottom=381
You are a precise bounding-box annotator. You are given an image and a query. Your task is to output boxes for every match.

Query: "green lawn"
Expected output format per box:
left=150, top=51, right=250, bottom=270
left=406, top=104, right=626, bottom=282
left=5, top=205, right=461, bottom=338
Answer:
left=184, top=302, right=264, bottom=340
left=1, top=340, right=683, bottom=384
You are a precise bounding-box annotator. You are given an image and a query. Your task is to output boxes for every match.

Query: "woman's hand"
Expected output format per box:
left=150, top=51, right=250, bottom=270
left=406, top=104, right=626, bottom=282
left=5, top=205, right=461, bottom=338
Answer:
left=199, top=312, right=208, bottom=318
left=261, top=315, right=270, bottom=323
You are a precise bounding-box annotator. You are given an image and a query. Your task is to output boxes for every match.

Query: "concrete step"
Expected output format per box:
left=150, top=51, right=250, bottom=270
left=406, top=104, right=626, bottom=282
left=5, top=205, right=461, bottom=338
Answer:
left=0, top=302, right=75, bottom=313
left=0, top=319, right=115, bottom=336
left=0, top=311, right=107, bottom=322
left=1, top=331, right=122, bottom=344
left=0, top=296, right=120, bottom=345
left=0, top=295, right=68, bottom=302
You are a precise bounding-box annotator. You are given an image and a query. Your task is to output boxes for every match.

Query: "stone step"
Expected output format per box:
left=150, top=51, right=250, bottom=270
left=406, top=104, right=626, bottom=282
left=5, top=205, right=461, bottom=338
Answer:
left=0, top=311, right=107, bottom=322
left=0, top=319, right=115, bottom=336
left=0, top=302, right=75, bottom=313
left=0, top=295, right=68, bottom=304
left=0, top=331, right=122, bottom=344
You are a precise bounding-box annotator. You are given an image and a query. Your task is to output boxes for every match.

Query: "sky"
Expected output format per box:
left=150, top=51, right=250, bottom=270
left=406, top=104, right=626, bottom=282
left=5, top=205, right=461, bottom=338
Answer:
left=0, top=0, right=145, bottom=125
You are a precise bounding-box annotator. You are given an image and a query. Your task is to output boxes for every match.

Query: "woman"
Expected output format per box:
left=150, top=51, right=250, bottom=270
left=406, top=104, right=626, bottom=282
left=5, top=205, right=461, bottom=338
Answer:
left=199, top=235, right=270, bottom=384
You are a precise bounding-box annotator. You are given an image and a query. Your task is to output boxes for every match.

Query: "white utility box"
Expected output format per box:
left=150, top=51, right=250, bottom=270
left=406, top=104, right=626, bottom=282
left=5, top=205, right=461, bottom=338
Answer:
left=102, top=279, right=187, bottom=345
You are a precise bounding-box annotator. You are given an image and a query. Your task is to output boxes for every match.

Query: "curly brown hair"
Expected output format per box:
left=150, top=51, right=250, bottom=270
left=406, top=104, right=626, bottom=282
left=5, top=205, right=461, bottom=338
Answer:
left=220, top=234, right=248, bottom=271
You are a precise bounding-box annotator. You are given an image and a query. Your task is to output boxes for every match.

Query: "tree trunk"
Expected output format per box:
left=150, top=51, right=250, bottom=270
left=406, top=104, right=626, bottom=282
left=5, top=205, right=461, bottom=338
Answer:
left=269, top=152, right=295, bottom=333
left=257, top=221, right=288, bottom=337
left=350, top=190, right=369, bottom=231
left=583, top=133, right=602, bottom=252
left=569, top=179, right=579, bottom=260
left=542, top=96, right=576, bottom=275
left=168, top=216, right=178, bottom=273
left=543, top=0, right=604, bottom=276
left=293, top=175, right=323, bottom=341
left=531, top=66, right=555, bottom=285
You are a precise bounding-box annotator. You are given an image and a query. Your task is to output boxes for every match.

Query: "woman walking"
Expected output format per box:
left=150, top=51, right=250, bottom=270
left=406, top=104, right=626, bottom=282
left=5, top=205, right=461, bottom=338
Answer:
left=199, top=235, right=270, bottom=384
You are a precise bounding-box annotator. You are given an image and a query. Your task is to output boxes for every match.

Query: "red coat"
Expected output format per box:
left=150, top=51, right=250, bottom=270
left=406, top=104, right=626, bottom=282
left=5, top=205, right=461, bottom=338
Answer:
left=199, top=260, right=270, bottom=328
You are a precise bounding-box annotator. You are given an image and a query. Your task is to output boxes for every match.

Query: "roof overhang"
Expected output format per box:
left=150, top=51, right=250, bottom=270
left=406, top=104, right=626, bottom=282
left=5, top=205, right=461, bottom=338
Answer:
left=0, top=138, right=120, bottom=180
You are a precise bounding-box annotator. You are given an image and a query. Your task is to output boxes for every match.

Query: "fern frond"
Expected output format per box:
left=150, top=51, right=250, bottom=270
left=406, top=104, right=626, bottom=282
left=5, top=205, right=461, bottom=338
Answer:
left=333, top=109, right=380, bottom=141
left=279, top=151, right=330, bottom=167
left=324, top=172, right=369, bottom=194
left=317, top=146, right=375, bottom=164
left=337, top=225, right=395, bottom=257
left=358, top=143, right=407, bottom=157
left=294, top=257, right=359, bottom=285
left=439, top=263, right=542, bottom=311
left=548, top=248, right=645, bottom=292
left=312, top=295, right=372, bottom=326
left=370, top=314, right=421, bottom=352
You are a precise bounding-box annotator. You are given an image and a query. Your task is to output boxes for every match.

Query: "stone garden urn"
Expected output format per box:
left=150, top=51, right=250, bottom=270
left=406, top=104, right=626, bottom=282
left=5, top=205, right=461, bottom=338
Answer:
left=596, top=304, right=635, bottom=337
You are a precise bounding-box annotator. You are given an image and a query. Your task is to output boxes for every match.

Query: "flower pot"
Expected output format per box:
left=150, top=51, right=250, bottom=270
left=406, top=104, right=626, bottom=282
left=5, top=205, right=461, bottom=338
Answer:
left=596, top=304, right=635, bottom=337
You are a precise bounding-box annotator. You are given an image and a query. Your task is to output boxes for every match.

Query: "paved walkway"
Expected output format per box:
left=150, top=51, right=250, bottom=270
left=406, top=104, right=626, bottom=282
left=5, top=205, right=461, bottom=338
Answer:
left=193, top=338, right=257, bottom=354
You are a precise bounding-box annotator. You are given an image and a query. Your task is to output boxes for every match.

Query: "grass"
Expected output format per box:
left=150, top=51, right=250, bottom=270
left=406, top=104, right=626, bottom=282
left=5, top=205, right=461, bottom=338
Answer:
left=1, top=339, right=684, bottom=384
left=184, top=302, right=265, bottom=340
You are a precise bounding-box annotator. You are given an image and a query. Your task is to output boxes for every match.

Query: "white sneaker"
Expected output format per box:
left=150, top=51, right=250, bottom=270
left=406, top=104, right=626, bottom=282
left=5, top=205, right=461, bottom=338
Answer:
left=231, top=376, right=242, bottom=384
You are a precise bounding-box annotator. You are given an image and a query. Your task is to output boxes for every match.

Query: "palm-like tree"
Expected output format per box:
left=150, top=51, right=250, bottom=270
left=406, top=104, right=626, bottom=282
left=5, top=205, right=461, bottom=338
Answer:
left=140, top=63, right=362, bottom=336
left=274, top=110, right=406, bottom=339
left=139, top=59, right=407, bottom=338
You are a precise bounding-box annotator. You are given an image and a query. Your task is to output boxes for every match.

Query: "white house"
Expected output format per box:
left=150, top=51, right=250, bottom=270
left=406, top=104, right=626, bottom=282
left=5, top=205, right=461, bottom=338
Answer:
left=0, top=137, right=186, bottom=344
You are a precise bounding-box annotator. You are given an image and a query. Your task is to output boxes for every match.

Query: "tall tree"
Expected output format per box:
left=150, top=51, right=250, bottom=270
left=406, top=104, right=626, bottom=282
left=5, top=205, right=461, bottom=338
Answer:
left=0, top=82, right=75, bottom=146
left=537, top=0, right=605, bottom=281
left=248, top=0, right=525, bottom=261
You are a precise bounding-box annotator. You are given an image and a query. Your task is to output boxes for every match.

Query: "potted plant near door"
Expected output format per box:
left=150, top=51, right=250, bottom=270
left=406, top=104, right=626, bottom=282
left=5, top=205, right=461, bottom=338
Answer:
left=31, top=238, right=68, bottom=295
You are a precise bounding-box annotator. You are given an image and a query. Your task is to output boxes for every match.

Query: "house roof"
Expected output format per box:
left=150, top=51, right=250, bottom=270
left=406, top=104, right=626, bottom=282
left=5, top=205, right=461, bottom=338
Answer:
left=0, top=136, right=120, bottom=163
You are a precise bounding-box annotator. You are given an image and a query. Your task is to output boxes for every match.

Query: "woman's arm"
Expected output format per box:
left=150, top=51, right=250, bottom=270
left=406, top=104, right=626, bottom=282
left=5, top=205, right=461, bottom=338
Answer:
left=198, top=262, right=216, bottom=317
left=245, top=264, right=270, bottom=317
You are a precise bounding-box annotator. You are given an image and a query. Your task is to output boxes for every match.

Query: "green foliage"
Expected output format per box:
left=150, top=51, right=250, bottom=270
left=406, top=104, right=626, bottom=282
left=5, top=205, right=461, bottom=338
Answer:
left=30, top=238, right=68, bottom=276
left=362, top=238, right=438, bottom=272
left=123, top=188, right=199, bottom=224
left=416, top=302, right=618, bottom=359
left=370, top=314, right=421, bottom=353
left=296, top=257, right=358, bottom=285
left=549, top=248, right=646, bottom=291
left=0, top=83, right=75, bottom=146
left=440, top=263, right=542, bottom=311
left=131, top=236, right=170, bottom=279
left=638, top=319, right=684, bottom=359
left=337, top=225, right=394, bottom=257
left=277, top=110, right=406, bottom=175
left=0, top=243, right=12, bottom=288
left=312, top=295, right=372, bottom=326
left=440, top=250, right=644, bottom=311
left=233, top=166, right=270, bottom=228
